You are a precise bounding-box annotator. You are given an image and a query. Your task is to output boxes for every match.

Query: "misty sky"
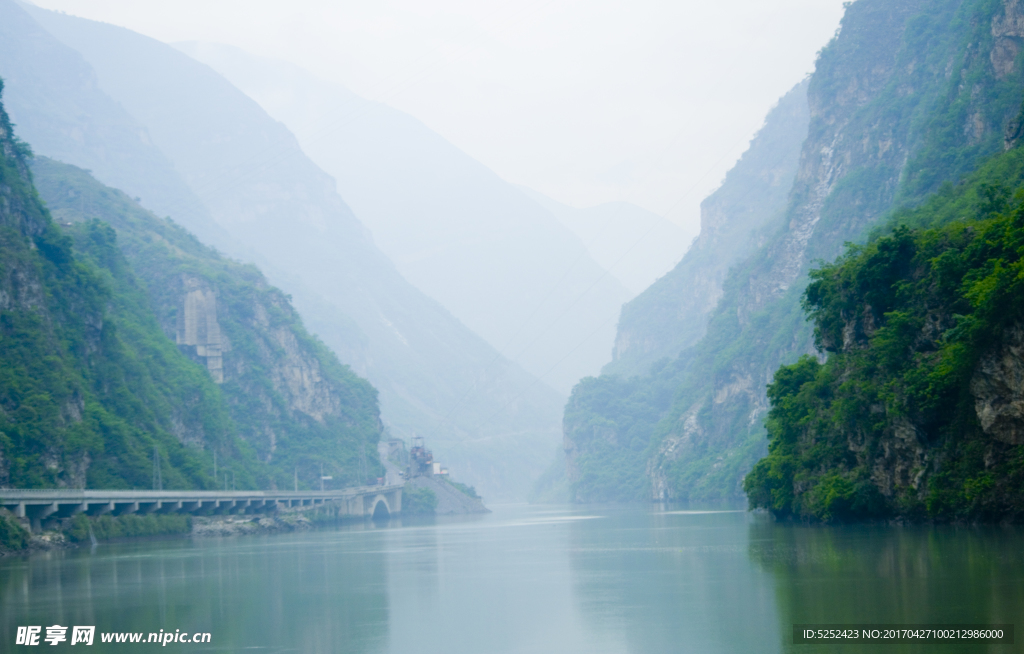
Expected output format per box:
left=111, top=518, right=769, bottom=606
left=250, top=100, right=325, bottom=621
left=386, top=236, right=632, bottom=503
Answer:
left=31, top=0, right=846, bottom=234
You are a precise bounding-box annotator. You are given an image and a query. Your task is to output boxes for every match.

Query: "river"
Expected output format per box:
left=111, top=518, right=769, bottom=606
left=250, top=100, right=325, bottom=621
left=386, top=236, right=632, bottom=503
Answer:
left=1, top=505, right=1021, bottom=652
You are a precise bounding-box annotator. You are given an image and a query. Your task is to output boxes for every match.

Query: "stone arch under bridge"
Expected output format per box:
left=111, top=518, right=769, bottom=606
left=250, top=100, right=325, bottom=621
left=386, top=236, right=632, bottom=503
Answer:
left=371, top=498, right=390, bottom=519
left=363, top=488, right=401, bottom=518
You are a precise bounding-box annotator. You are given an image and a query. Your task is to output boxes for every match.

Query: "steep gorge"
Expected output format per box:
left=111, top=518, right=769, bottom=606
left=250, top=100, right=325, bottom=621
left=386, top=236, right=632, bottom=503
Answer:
left=563, top=0, right=1024, bottom=504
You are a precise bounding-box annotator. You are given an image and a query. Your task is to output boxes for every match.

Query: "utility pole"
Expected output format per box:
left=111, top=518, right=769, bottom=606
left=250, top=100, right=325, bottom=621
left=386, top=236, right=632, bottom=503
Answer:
left=213, top=451, right=217, bottom=481
left=319, top=462, right=333, bottom=491
left=152, top=445, right=162, bottom=491
left=294, top=466, right=298, bottom=492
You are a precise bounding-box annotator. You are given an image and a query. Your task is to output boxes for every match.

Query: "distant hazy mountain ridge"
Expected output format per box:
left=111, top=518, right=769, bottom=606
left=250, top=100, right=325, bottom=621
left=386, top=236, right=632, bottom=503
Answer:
left=174, top=42, right=633, bottom=394
left=0, top=0, right=227, bottom=251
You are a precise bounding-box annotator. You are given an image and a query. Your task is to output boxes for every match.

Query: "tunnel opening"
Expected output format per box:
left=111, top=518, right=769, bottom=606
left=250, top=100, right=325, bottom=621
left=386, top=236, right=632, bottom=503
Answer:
left=371, top=499, right=390, bottom=521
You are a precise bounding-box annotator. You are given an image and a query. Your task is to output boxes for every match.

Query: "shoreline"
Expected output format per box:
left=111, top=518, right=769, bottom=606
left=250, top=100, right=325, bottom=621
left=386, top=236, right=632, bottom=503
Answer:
left=0, top=509, right=356, bottom=557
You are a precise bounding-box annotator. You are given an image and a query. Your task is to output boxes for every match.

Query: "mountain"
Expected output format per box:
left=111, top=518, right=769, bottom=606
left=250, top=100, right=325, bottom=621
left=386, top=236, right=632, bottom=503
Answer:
left=0, top=78, right=381, bottom=490
left=562, top=0, right=1024, bottom=504
left=32, top=156, right=382, bottom=490
left=0, top=82, right=226, bottom=489
left=601, top=81, right=809, bottom=378
left=746, top=145, right=1024, bottom=522
left=11, top=1, right=563, bottom=500
left=516, top=188, right=692, bottom=296
left=172, top=42, right=633, bottom=394
left=0, top=1, right=227, bottom=251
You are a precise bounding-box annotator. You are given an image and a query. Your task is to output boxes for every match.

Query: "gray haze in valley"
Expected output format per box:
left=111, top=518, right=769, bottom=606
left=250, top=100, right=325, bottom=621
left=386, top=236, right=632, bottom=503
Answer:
left=517, top=188, right=690, bottom=295
left=3, top=0, right=568, bottom=501
left=175, top=42, right=633, bottom=393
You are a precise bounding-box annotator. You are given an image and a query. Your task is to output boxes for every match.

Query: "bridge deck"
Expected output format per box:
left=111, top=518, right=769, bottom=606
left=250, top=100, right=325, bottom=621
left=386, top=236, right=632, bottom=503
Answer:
left=0, top=486, right=403, bottom=531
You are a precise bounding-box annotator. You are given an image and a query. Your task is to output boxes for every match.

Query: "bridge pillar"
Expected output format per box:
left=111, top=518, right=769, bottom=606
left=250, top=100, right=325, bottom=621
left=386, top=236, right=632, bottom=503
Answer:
left=157, top=501, right=183, bottom=514
left=26, top=503, right=58, bottom=533
left=53, top=502, right=87, bottom=519
left=113, top=502, right=139, bottom=516
left=87, top=501, right=114, bottom=516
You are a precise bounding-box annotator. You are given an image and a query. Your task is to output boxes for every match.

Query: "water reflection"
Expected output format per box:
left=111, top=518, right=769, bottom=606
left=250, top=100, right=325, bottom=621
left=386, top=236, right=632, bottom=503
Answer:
left=749, top=520, right=1024, bottom=653
left=567, top=506, right=780, bottom=654
left=1, top=529, right=391, bottom=653
left=1, top=507, right=1022, bottom=654
left=380, top=508, right=610, bottom=654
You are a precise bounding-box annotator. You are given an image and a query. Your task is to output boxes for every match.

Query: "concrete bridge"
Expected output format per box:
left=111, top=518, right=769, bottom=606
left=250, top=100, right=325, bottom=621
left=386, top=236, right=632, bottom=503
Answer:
left=0, top=485, right=403, bottom=531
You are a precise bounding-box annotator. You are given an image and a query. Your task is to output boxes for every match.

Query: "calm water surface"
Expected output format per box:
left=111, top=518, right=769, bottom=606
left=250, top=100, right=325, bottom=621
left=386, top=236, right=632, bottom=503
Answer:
left=1, top=504, right=1022, bottom=653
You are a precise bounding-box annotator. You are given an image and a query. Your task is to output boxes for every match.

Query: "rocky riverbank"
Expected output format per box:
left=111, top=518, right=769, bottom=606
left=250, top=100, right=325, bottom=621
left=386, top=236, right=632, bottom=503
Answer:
left=0, top=508, right=325, bottom=556
left=406, top=476, right=489, bottom=514
left=190, top=514, right=315, bottom=537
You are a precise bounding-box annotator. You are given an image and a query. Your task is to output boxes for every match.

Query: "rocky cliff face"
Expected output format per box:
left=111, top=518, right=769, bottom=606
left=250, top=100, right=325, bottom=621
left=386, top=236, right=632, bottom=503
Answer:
left=177, top=278, right=226, bottom=383
left=971, top=324, right=1024, bottom=446
left=605, top=80, right=810, bottom=378
left=564, top=0, right=1024, bottom=504
left=163, top=268, right=358, bottom=461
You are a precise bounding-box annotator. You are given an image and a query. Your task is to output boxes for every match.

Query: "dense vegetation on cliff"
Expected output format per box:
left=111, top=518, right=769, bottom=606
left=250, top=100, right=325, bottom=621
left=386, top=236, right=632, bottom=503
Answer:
left=559, top=0, right=1024, bottom=505
left=745, top=147, right=1024, bottom=522
left=0, top=84, right=241, bottom=489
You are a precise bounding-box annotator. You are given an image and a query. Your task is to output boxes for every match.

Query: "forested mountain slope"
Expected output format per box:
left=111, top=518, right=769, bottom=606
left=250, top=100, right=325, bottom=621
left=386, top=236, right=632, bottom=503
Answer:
left=11, top=3, right=564, bottom=500
left=0, top=82, right=219, bottom=489
left=0, top=85, right=365, bottom=490
left=32, top=156, right=382, bottom=490
left=746, top=146, right=1024, bottom=522
left=563, top=0, right=1024, bottom=503
left=176, top=42, right=632, bottom=394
